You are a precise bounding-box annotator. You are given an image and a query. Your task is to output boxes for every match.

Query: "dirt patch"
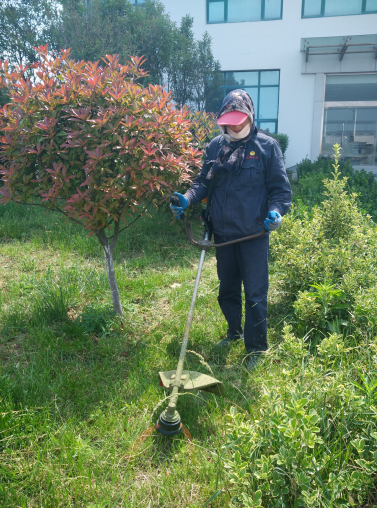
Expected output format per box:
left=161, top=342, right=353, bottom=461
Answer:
left=0, top=340, right=21, bottom=364
left=0, top=257, right=12, bottom=287
left=67, top=306, right=81, bottom=322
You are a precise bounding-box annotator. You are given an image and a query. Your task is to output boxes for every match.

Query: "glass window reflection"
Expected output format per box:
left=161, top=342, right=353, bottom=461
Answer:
left=303, top=0, right=377, bottom=17
left=208, top=1, right=225, bottom=22
left=260, top=87, right=279, bottom=119
left=324, top=0, right=361, bottom=16
left=365, top=0, right=377, bottom=12
left=264, top=0, right=282, bottom=19
left=325, top=74, right=377, bottom=102
left=207, top=0, right=283, bottom=23
left=228, top=0, right=261, bottom=22
left=303, top=0, right=322, bottom=16
left=245, top=87, right=259, bottom=111
left=260, top=70, right=280, bottom=85
left=259, top=122, right=276, bottom=132
left=225, top=72, right=259, bottom=86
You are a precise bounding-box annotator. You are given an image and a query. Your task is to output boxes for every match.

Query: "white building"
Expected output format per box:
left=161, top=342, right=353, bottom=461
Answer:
left=159, top=0, right=377, bottom=171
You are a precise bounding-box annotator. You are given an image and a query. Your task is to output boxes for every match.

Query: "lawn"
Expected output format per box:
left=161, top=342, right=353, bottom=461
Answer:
left=0, top=174, right=376, bottom=508
left=0, top=203, right=270, bottom=507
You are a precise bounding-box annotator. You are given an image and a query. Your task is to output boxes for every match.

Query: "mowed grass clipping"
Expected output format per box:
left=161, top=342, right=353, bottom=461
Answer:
left=0, top=196, right=376, bottom=508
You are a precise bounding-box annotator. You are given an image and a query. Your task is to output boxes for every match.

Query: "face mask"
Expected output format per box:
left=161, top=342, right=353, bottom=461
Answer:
left=227, top=121, right=251, bottom=140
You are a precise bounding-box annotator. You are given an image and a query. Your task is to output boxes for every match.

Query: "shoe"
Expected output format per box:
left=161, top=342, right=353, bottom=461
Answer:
left=245, top=353, right=262, bottom=372
left=215, top=332, right=243, bottom=349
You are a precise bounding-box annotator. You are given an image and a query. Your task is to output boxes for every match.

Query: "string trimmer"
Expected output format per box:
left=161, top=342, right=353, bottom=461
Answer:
left=154, top=196, right=267, bottom=437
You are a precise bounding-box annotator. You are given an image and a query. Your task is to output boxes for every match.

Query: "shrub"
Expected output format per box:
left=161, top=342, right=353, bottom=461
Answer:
left=270, top=145, right=376, bottom=337
left=279, top=324, right=307, bottom=360
left=294, top=283, right=347, bottom=331
left=293, top=291, right=322, bottom=325
left=352, top=287, right=377, bottom=337
left=294, top=156, right=377, bottom=220
left=316, top=332, right=350, bottom=367
left=0, top=46, right=202, bottom=314
left=225, top=328, right=377, bottom=507
left=260, top=129, right=289, bottom=159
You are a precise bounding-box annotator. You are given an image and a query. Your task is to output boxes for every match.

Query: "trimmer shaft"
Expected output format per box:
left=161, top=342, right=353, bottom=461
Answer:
left=156, top=231, right=210, bottom=435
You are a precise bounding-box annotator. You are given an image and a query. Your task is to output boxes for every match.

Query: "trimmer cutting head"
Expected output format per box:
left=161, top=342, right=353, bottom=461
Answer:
left=156, top=370, right=224, bottom=437
left=156, top=414, right=182, bottom=436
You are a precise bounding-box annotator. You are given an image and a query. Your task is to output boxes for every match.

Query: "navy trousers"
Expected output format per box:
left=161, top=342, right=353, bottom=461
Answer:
left=215, top=233, right=269, bottom=353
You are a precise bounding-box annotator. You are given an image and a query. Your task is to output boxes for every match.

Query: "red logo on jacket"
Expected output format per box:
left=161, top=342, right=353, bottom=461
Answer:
left=246, top=150, right=258, bottom=160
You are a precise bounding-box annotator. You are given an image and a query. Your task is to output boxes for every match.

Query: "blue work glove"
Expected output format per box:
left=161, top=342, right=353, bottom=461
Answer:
left=170, top=192, right=188, bottom=219
left=264, top=210, right=282, bottom=231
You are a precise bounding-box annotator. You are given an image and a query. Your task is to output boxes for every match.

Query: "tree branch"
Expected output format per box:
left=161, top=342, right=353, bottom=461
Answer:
left=112, top=199, right=153, bottom=238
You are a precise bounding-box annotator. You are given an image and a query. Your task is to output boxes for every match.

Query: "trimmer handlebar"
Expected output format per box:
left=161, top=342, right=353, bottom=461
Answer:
left=170, top=195, right=267, bottom=248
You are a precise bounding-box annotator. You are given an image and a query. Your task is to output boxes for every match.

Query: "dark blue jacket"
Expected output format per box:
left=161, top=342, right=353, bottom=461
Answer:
left=184, top=130, right=292, bottom=240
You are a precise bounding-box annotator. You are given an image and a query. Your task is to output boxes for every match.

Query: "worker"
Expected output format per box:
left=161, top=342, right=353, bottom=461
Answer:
left=170, top=89, right=292, bottom=371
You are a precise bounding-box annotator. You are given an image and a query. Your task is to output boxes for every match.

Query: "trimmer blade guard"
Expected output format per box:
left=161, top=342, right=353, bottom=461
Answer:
left=158, top=370, right=224, bottom=396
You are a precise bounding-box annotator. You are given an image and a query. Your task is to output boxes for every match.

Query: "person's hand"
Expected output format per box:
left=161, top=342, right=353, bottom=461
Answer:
left=170, top=192, right=188, bottom=219
left=264, top=210, right=282, bottom=231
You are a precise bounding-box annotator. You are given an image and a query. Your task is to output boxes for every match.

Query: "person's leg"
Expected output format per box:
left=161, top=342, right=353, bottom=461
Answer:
left=238, top=235, right=269, bottom=353
left=215, top=235, right=243, bottom=339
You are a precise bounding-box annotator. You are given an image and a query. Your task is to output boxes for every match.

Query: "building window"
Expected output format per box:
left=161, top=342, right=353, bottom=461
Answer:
left=207, top=0, right=282, bottom=23
left=302, top=0, right=377, bottom=18
left=212, top=70, right=280, bottom=132
left=325, top=74, right=377, bottom=102
left=321, top=74, right=377, bottom=168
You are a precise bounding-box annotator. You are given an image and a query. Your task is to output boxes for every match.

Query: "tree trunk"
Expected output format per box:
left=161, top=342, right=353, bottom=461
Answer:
left=97, top=228, right=122, bottom=315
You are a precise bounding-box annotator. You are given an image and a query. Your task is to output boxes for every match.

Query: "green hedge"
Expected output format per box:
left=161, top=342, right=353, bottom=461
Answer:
left=294, top=157, right=377, bottom=221
left=260, top=128, right=289, bottom=159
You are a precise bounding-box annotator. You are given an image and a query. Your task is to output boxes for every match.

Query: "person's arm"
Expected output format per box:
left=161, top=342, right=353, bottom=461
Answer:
left=183, top=142, right=216, bottom=206
left=266, top=140, right=292, bottom=216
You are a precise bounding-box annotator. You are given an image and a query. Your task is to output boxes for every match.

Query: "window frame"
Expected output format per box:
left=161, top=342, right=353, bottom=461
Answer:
left=219, top=69, right=280, bottom=132
left=301, top=0, right=377, bottom=19
left=207, top=0, right=283, bottom=24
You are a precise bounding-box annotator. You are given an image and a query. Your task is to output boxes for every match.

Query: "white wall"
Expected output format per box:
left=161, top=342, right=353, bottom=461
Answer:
left=159, top=0, right=377, bottom=168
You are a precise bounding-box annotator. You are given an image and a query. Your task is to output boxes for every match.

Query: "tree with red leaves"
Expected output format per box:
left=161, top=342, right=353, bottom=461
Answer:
left=0, top=46, right=202, bottom=314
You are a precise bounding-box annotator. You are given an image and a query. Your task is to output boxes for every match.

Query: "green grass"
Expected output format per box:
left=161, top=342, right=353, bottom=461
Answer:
left=0, top=201, right=376, bottom=507
left=0, top=203, right=261, bottom=507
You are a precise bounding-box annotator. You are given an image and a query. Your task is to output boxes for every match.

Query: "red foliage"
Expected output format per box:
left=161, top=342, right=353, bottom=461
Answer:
left=0, top=46, right=203, bottom=233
